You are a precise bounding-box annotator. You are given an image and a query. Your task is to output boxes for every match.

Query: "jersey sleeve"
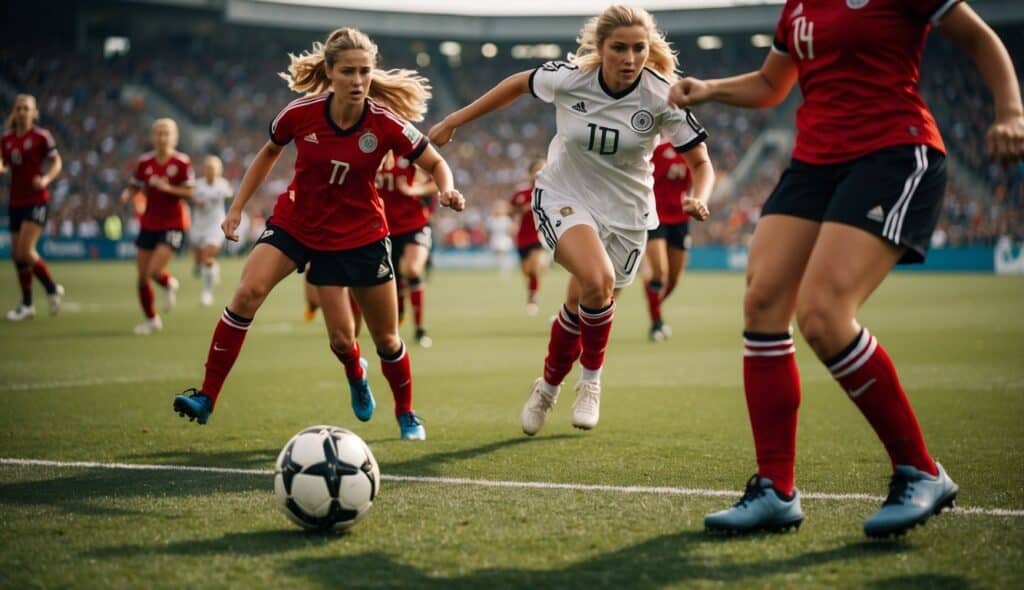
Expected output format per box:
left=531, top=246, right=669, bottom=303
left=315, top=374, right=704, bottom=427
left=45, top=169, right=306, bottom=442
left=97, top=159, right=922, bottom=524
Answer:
left=529, top=61, right=576, bottom=103
left=661, top=107, right=708, bottom=153
left=387, top=119, right=429, bottom=163
left=269, top=100, right=300, bottom=146
left=177, top=158, right=196, bottom=188
left=39, top=129, right=57, bottom=154
left=907, top=0, right=961, bottom=24
left=131, top=158, right=146, bottom=188
left=772, top=6, right=790, bottom=55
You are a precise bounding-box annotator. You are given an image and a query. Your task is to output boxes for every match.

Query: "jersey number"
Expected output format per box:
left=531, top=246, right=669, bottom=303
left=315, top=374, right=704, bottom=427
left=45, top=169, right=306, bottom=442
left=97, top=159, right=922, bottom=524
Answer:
left=792, top=16, right=815, bottom=60
left=9, top=148, right=22, bottom=166
left=623, top=248, right=640, bottom=275
left=586, top=124, right=619, bottom=156
left=376, top=172, right=395, bottom=192
left=329, top=160, right=350, bottom=186
left=667, top=163, right=688, bottom=180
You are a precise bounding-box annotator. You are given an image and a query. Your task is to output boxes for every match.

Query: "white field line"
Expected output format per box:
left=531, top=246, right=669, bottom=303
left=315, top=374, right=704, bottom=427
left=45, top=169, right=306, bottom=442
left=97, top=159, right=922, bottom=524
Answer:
left=1, top=458, right=1021, bottom=518
left=0, top=374, right=187, bottom=392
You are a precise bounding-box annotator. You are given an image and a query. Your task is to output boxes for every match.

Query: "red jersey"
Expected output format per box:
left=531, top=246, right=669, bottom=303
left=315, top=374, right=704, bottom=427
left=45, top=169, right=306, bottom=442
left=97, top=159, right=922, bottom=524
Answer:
left=132, top=151, right=194, bottom=231
left=377, top=155, right=431, bottom=236
left=772, top=0, right=952, bottom=164
left=269, top=94, right=428, bottom=250
left=652, top=141, right=692, bottom=225
left=510, top=187, right=540, bottom=249
left=2, top=126, right=57, bottom=207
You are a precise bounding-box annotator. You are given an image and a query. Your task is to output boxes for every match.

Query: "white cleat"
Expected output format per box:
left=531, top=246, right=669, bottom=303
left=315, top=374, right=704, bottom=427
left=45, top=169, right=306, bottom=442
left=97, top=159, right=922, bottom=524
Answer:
left=571, top=380, right=601, bottom=430
left=47, top=284, right=65, bottom=316
left=525, top=302, right=539, bottom=317
left=199, top=291, right=214, bottom=307
left=162, top=277, right=179, bottom=312
left=133, top=316, right=164, bottom=335
left=5, top=304, right=36, bottom=321
left=521, top=377, right=558, bottom=436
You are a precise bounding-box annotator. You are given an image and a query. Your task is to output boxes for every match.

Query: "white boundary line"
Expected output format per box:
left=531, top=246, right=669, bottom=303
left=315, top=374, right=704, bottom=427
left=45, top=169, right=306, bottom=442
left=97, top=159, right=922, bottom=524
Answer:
left=0, top=375, right=186, bottom=392
left=2, top=457, right=1021, bottom=518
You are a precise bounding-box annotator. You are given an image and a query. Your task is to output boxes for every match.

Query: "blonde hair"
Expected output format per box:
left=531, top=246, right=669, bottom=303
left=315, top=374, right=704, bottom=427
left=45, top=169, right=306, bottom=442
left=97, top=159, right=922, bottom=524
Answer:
left=6, top=94, right=38, bottom=131
left=569, top=5, right=679, bottom=84
left=151, top=118, right=179, bottom=150
left=280, top=27, right=432, bottom=121
left=203, top=154, right=224, bottom=177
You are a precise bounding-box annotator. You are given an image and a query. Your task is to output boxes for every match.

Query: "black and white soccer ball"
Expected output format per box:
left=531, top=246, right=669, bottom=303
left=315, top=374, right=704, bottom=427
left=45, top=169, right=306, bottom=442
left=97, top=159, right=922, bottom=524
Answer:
left=274, top=425, right=380, bottom=530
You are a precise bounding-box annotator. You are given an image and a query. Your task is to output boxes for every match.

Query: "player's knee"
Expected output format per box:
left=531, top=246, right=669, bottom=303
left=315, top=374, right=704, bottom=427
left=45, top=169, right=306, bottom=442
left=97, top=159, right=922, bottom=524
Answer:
left=577, top=271, right=614, bottom=308
left=372, top=332, right=402, bottom=356
left=743, top=284, right=780, bottom=323
left=328, top=332, right=356, bottom=354
left=233, top=281, right=270, bottom=310
left=795, top=297, right=835, bottom=351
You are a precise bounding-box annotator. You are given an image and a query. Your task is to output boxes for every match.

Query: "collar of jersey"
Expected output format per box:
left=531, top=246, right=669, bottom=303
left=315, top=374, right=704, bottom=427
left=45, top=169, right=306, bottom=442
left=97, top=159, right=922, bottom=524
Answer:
left=597, top=67, right=643, bottom=100
left=324, top=93, right=369, bottom=136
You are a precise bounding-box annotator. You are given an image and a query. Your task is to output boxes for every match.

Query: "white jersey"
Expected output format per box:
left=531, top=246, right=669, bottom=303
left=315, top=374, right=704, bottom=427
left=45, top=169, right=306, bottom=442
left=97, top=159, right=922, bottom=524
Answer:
left=190, top=177, right=232, bottom=235
left=529, top=61, right=707, bottom=230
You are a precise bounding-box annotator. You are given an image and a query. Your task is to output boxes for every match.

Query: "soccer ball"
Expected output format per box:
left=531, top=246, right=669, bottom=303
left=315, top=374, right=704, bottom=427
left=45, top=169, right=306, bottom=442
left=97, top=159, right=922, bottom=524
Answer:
left=274, top=425, right=381, bottom=530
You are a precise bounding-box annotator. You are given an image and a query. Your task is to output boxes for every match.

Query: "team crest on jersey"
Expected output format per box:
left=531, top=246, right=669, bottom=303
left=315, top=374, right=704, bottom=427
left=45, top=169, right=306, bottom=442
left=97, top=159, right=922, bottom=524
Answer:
left=630, top=110, right=655, bottom=133
left=846, top=0, right=869, bottom=9
left=23, top=139, right=32, bottom=149
left=359, top=131, right=378, bottom=154
left=167, top=164, right=178, bottom=177
left=560, top=206, right=573, bottom=217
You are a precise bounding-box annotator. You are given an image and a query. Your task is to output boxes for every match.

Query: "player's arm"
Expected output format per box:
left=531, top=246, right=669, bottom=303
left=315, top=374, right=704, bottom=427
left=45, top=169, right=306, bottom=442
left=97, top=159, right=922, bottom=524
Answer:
left=399, top=167, right=438, bottom=197
left=222, top=140, right=284, bottom=241
left=34, top=150, right=62, bottom=190
left=152, top=178, right=194, bottom=200
left=428, top=71, right=532, bottom=146
left=0, top=151, right=6, bottom=175
left=412, top=144, right=464, bottom=211
left=938, top=2, right=1024, bottom=160
left=669, top=51, right=798, bottom=109
left=679, top=143, right=714, bottom=222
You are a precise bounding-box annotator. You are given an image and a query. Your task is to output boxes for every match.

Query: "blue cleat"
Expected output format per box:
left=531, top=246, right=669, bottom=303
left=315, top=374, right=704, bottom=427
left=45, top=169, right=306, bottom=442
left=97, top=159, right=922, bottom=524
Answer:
left=705, top=474, right=804, bottom=533
left=864, top=463, right=958, bottom=538
left=173, top=388, right=213, bottom=425
left=397, top=412, right=426, bottom=440
left=349, top=358, right=376, bottom=422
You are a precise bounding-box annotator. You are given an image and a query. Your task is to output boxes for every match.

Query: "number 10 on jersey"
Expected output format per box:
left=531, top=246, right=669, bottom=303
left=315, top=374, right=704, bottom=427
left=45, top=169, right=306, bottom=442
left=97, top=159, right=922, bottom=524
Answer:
left=586, top=123, right=619, bottom=155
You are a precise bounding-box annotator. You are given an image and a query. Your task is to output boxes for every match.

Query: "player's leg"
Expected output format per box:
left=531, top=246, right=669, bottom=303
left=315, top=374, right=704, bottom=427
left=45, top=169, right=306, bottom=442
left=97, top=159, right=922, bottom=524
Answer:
left=643, top=235, right=668, bottom=341
left=391, top=235, right=407, bottom=326
left=6, top=218, right=35, bottom=320
left=18, top=214, right=61, bottom=315
left=133, top=245, right=160, bottom=333
left=303, top=274, right=320, bottom=321
left=401, top=239, right=431, bottom=347
left=146, top=241, right=178, bottom=314
left=521, top=246, right=545, bottom=315
left=319, top=286, right=374, bottom=422
left=198, top=242, right=220, bottom=306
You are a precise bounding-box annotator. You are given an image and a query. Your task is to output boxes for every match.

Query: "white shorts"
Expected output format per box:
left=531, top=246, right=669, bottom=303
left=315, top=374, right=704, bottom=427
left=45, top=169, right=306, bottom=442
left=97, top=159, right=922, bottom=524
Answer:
left=531, top=187, right=647, bottom=288
left=189, top=225, right=225, bottom=249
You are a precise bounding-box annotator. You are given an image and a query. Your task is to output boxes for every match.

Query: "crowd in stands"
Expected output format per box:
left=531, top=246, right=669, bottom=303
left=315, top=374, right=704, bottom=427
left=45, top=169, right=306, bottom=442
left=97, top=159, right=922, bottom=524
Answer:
left=2, top=25, right=1021, bottom=253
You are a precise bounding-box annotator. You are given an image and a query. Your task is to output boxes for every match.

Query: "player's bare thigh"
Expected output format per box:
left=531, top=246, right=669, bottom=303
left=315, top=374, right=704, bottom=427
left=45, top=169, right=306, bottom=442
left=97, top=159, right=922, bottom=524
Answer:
left=14, top=222, right=43, bottom=262
left=229, top=243, right=297, bottom=316
left=644, top=237, right=668, bottom=283
left=351, top=281, right=401, bottom=354
left=399, top=242, right=428, bottom=278
left=744, top=214, right=820, bottom=333
left=318, top=286, right=358, bottom=351
left=146, top=244, right=176, bottom=281
left=554, top=225, right=615, bottom=309
left=523, top=248, right=546, bottom=277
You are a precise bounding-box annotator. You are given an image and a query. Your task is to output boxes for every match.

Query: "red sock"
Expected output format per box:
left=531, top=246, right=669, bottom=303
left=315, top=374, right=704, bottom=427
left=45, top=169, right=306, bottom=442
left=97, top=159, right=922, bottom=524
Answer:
left=331, top=340, right=365, bottom=382
left=826, top=328, right=937, bottom=475
left=137, top=282, right=156, bottom=319
left=543, top=304, right=582, bottom=386
left=578, top=301, right=615, bottom=371
left=380, top=342, right=413, bottom=415
left=644, top=280, right=663, bottom=323
left=408, top=277, right=424, bottom=328
left=744, top=331, right=801, bottom=497
left=201, top=308, right=253, bottom=405
left=527, top=273, right=539, bottom=301
left=31, top=259, right=56, bottom=293
left=155, top=271, right=172, bottom=288
left=663, top=280, right=678, bottom=300
left=16, top=262, right=32, bottom=306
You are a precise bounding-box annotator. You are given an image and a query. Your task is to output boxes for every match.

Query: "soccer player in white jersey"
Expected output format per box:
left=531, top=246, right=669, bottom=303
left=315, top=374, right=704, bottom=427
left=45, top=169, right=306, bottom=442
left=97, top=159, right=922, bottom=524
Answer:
left=189, top=155, right=233, bottom=306
left=430, top=4, right=715, bottom=435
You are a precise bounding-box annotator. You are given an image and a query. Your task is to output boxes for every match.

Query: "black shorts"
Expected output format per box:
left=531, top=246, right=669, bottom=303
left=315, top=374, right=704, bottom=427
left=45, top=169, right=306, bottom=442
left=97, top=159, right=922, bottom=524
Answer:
left=517, top=242, right=543, bottom=261
left=135, top=228, right=185, bottom=251
left=256, top=222, right=395, bottom=287
left=762, top=145, right=946, bottom=264
left=647, top=221, right=691, bottom=251
left=9, top=204, right=47, bottom=232
left=389, top=226, right=432, bottom=270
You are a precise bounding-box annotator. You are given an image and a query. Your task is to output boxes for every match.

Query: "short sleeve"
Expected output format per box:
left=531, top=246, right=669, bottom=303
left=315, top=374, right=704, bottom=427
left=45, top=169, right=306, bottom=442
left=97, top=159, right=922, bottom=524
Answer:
left=907, top=0, right=961, bottom=24
left=131, top=159, right=145, bottom=187
left=772, top=7, right=790, bottom=55
left=269, top=101, right=299, bottom=146
left=661, top=107, right=708, bottom=153
left=388, top=119, right=429, bottom=163
left=40, top=129, right=57, bottom=154
left=178, top=159, right=196, bottom=188
left=529, top=61, right=576, bottom=103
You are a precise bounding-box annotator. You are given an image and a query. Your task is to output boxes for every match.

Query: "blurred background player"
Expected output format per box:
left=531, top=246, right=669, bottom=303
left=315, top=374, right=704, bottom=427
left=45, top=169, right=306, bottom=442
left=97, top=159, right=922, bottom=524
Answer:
left=121, top=118, right=193, bottom=335
left=430, top=5, right=715, bottom=435
left=377, top=150, right=438, bottom=347
left=172, top=27, right=465, bottom=440
left=509, top=158, right=548, bottom=316
left=189, top=155, right=233, bottom=307
left=643, top=140, right=693, bottom=341
left=488, top=200, right=514, bottom=278
left=1, top=94, right=64, bottom=321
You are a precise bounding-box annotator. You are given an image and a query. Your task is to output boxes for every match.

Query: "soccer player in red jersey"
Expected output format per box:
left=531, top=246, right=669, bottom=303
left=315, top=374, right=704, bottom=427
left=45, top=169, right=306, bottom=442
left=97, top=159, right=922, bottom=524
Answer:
left=377, top=150, right=437, bottom=347
left=644, top=140, right=693, bottom=341
left=671, top=0, right=1024, bottom=537
left=172, top=28, right=465, bottom=440
left=1, top=94, right=64, bottom=321
left=121, top=118, right=194, bottom=335
left=509, top=158, right=549, bottom=316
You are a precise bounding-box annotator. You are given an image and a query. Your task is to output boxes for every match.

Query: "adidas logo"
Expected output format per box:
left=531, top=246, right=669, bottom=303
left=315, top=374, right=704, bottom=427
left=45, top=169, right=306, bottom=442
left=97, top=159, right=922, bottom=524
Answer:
left=376, top=263, right=391, bottom=279
left=571, top=101, right=587, bottom=114
left=866, top=205, right=884, bottom=223
left=260, top=228, right=275, bottom=240
left=303, top=133, right=318, bottom=144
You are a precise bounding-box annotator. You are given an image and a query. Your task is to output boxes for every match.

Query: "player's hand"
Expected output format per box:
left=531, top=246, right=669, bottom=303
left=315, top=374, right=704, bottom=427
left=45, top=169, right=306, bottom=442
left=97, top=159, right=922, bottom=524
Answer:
left=151, top=177, right=172, bottom=192
left=31, top=175, right=47, bottom=190
left=439, top=189, right=465, bottom=212
left=428, top=118, right=457, bottom=147
left=669, top=77, right=712, bottom=108
left=222, top=209, right=243, bottom=242
left=683, top=197, right=710, bottom=222
left=986, top=115, right=1024, bottom=162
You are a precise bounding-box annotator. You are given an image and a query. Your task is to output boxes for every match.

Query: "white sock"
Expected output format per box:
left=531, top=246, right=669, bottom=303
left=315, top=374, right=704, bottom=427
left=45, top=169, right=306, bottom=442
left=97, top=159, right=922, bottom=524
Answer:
left=201, top=264, right=215, bottom=292
left=580, top=367, right=602, bottom=382
left=540, top=379, right=560, bottom=396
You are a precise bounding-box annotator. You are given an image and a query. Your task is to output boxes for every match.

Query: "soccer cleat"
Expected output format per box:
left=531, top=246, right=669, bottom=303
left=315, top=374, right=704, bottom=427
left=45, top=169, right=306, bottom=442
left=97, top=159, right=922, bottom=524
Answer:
left=415, top=327, right=433, bottom=349
left=705, top=475, right=805, bottom=533
left=649, top=320, right=670, bottom=342
left=571, top=380, right=601, bottom=430
left=162, top=276, right=179, bottom=312
left=173, top=388, right=213, bottom=425
left=397, top=412, right=426, bottom=440
left=303, top=305, right=317, bottom=322
left=521, top=378, right=558, bottom=436
left=47, top=284, right=65, bottom=316
left=863, top=463, right=958, bottom=538
left=5, top=304, right=35, bottom=321
left=133, top=315, right=164, bottom=335
left=349, top=358, right=376, bottom=422
left=525, top=302, right=540, bottom=317
left=200, top=291, right=214, bottom=307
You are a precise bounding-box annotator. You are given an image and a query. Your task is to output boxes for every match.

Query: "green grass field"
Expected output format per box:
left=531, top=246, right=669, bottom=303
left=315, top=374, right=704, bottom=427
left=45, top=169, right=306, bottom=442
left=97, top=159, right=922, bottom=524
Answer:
left=1, top=258, right=1022, bottom=588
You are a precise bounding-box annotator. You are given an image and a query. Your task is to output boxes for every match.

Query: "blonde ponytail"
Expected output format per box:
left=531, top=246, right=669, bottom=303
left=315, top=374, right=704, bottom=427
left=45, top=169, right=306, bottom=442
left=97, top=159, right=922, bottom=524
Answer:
left=568, top=5, right=679, bottom=84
